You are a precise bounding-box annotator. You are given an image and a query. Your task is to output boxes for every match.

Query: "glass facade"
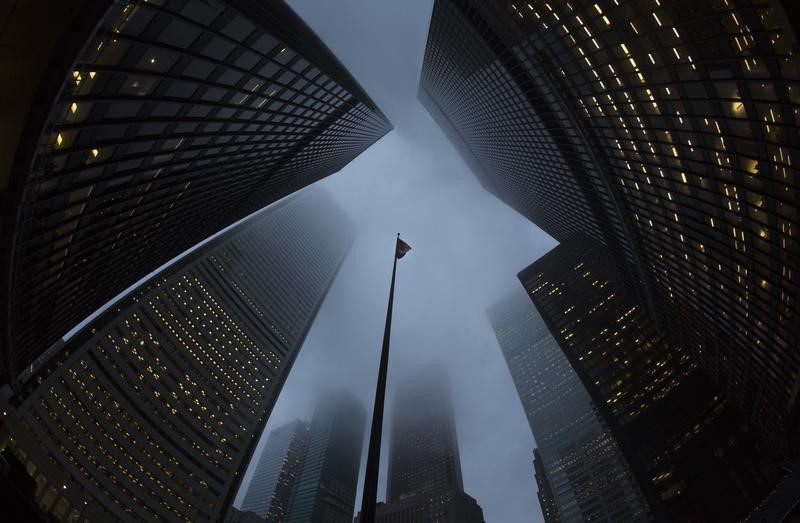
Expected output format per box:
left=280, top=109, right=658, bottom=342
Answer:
left=286, top=390, right=366, bottom=523
left=2, top=0, right=391, bottom=384
left=533, top=449, right=560, bottom=523
left=362, top=373, right=484, bottom=523
left=240, top=419, right=309, bottom=522
left=0, top=189, right=354, bottom=522
left=520, top=237, right=782, bottom=521
left=386, top=374, right=464, bottom=502
left=488, top=291, right=648, bottom=522
left=421, top=0, right=800, bottom=453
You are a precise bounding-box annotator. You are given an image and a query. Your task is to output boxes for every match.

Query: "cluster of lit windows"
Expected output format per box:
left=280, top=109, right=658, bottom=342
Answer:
left=500, top=0, right=800, bottom=440
left=522, top=238, right=781, bottom=518
left=3, top=191, right=353, bottom=521
left=488, top=293, right=648, bottom=521
left=7, top=0, right=390, bottom=379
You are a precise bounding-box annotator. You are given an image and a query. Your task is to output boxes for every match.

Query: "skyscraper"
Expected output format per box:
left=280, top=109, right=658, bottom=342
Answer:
left=0, top=188, right=353, bottom=521
left=488, top=291, right=648, bottom=522
left=533, top=449, right=560, bottom=523
left=420, top=0, right=800, bottom=454
left=361, top=373, right=484, bottom=523
left=286, top=390, right=366, bottom=523
left=1, top=0, right=391, bottom=386
left=520, top=237, right=782, bottom=521
left=387, top=375, right=463, bottom=502
left=241, top=420, right=309, bottom=522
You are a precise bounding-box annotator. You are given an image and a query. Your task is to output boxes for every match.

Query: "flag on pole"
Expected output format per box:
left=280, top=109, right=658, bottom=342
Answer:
left=395, top=237, right=412, bottom=259
left=360, top=234, right=411, bottom=523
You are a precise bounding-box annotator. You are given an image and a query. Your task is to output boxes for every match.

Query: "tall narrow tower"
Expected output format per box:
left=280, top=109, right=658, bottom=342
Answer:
left=358, top=371, right=484, bottom=523
left=240, top=420, right=309, bottom=522
left=286, top=390, right=366, bottom=523
left=488, top=290, right=649, bottom=522
left=387, top=373, right=463, bottom=501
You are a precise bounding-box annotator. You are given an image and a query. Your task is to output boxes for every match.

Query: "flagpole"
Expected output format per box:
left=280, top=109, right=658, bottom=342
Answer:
left=360, top=234, right=399, bottom=523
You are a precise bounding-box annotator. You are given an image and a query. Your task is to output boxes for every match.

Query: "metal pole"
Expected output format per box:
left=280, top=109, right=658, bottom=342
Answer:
left=359, top=235, right=399, bottom=522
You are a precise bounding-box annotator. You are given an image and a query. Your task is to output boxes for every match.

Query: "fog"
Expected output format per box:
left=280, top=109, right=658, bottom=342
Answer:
left=234, top=2, right=557, bottom=521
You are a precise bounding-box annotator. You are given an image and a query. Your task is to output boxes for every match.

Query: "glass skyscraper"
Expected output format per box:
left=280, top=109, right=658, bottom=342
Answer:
left=520, top=237, right=782, bottom=521
left=240, top=419, right=309, bottom=522
left=1, top=0, right=391, bottom=386
left=286, top=389, right=366, bottom=523
left=360, top=373, right=485, bottom=523
left=489, top=291, right=648, bottom=522
left=420, top=0, right=800, bottom=457
left=0, top=189, right=354, bottom=521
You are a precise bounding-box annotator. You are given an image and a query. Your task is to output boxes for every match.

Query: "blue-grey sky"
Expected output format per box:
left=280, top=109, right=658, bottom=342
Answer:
left=235, top=2, right=557, bottom=522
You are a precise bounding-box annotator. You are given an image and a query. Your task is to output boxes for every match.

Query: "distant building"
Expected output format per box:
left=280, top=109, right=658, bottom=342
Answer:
left=488, top=291, right=648, bottom=522
left=0, top=189, right=353, bottom=521
left=387, top=375, right=464, bottom=502
left=520, top=237, right=783, bottom=521
left=286, top=390, right=366, bottom=523
left=241, top=420, right=309, bottom=522
left=226, top=507, right=267, bottom=523
left=533, top=449, right=559, bottom=523
left=356, top=373, right=485, bottom=523
left=355, top=485, right=484, bottom=523
left=0, top=0, right=391, bottom=386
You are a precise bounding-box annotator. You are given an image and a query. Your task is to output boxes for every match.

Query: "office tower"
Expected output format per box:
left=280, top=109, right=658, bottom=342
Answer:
left=520, top=237, right=782, bottom=521
left=286, top=390, right=366, bottom=523
left=488, top=291, right=648, bottom=522
left=0, top=0, right=391, bottom=385
left=362, top=374, right=484, bottom=523
left=533, top=450, right=560, bottom=523
left=241, top=420, right=309, bottom=522
left=420, top=0, right=800, bottom=453
left=0, top=188, right=353, bottom=522
left=387, top=373, right=462, bottom=501
left=225, top=507, right=267, bottom=523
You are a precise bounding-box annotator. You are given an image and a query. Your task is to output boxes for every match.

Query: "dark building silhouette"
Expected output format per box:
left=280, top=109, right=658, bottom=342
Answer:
left=355, top=486, right=484, bottom=523
left=357, top=373, right=484, bottom=523
left=226, top=507, right=267, bottom=523
left=533, top=449, right=560, bottom=523
left=0, top=0, right=391, bottom=386
left=520, top=237, right=783, bottom=521
left=0, top=189, right=353, bottom=521
left=387, top=375, right=463, bottom=502
left=286, top=390, right=366, bottom=523
left=241, top=420, right=309, bottom=522
left=488, top=291, right=648, bottom=522
left=420, top=0, right=800, bottom=455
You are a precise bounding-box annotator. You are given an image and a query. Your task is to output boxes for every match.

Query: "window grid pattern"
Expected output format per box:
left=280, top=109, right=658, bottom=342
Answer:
left=502, top=0, right=800, bottom=443
left=488, top=291, right=650, bottom=522
left=1, top=190, right=353, bottom=522
left=521, top=238, right=782, bottom=520
left=7, top=0, right=390, bottom=380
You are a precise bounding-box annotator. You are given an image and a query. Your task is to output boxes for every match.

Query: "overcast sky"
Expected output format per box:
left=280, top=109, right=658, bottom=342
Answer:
left=234, top=2, right=557, bottom=522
